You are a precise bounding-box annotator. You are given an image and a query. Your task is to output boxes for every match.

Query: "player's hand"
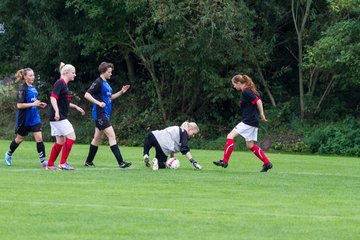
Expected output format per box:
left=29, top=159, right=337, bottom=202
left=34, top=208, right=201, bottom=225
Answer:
left=77, top=106, right=85, bottom=115
left=260, top=113, right=267, bottom=122
left=39, top=102, right=47, bottom=108
left=54, top=111, right=60, bottom=121
left=190, top=159, right=202, bottom=170
left=98, top=102, right=106, bottom=108
left=121, top=85, right=130, bottom=94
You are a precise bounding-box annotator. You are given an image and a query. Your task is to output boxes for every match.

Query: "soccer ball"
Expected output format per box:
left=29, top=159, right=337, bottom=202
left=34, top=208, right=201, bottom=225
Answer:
left=166, top=157, right=180, bottom=169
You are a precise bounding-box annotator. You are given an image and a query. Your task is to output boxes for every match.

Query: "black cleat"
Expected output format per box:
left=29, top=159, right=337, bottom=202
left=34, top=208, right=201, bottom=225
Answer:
left=260, top=162, right=273, bottom=172
left=84, top=161, right=95, bottom=167
left=119, top=161, right=132, bottom=168
left=213, top=160, right=228, bottom=168
left=144, top=157, right=150, bottom=167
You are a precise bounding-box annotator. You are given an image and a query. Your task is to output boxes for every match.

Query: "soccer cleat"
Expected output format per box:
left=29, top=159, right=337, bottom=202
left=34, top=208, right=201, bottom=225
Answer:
left=213, top=160, right=228, bottom=168
left=40, top=161, right=48, bottom=168
left=119, top=161, right=132, bottom=168
left=46, top=165, right=60, bottom=171
left=84, top=161, right=95, bottom=167
left=4, top=152, right=12, bottom=166
left=144, top=155, right=150, bottom=167
left=59, top=163, right=75, bottom=170
left=152, top=158, right=159, bottom=171
left=260, top=162, right=273, bottom=172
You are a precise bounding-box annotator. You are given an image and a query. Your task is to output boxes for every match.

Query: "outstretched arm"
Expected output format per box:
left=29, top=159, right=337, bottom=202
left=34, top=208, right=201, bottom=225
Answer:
left=70, top=103, right=85, bottom=115
left=112, top=85, right=130, bottom=100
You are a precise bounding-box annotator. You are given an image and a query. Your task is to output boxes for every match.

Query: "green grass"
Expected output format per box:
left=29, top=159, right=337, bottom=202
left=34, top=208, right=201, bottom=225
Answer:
left=0, top=139, right=359, bottom=240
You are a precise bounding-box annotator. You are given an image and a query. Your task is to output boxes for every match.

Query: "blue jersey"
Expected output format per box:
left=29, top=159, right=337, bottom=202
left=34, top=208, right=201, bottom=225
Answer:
left=86, top=77, right=113, bottom=120
left=16, top=83, right=41, bottom=127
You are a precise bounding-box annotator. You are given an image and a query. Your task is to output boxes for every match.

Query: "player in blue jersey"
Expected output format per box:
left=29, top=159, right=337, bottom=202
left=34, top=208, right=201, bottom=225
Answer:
left=83, top=62, right=131, bottom=168
left=213, top=74, right=273, bottom=172
left=4, top=68, right=47, bottom=167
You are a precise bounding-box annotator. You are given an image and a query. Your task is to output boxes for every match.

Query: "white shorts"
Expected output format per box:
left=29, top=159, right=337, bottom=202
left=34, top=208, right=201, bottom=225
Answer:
left=233, top=122, right=258, bottom=141
left=50, top=119, right=74, bottom=136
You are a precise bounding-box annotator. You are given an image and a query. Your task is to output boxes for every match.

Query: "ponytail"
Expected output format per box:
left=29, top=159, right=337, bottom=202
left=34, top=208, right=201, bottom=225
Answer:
left=59, top=62, right=75, bottom=76
left=15, top=68, right=33, bottom=81
left=231, top=74, right=258, bottom=95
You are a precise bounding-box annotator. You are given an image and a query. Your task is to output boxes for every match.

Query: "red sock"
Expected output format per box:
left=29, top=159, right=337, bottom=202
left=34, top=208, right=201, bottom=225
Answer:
left=250, top=145, right=270, bottom=164
left=48, top=143, right=63, bottom=166
left=60, top=139, right=75, bottom=164
left=223, top=138, right=234, bottom=163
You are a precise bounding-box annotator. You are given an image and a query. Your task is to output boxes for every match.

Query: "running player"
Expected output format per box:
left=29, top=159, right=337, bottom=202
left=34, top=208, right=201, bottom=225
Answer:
left=213, top=74, right=273, bottom=172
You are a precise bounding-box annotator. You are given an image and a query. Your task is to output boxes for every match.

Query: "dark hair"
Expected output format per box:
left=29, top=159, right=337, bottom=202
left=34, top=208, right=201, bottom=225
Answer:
left=98, top=62, right=114, bottom=74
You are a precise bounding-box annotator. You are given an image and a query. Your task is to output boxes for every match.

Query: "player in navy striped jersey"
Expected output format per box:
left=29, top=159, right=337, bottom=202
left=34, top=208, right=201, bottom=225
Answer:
left=213, top=74, right=273, bottom=172
left=83, top=62, right=131, bottom=168
left=143, top=121, right=202, bottom=171
left=46, top=63, right=85, bottom=170
left=4, top=68, right=47, bottom=166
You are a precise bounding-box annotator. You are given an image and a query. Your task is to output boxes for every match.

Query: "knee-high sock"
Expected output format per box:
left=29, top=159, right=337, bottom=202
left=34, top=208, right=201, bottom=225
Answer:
left=36, top=142, right=46, bottom=163
left=223, top=138, right=234, bottom=163
left=86, top=144, right=98, bottom=163
left=250, top=145, right=270, bottom=164
left=48, top=143, right=63, bottom=166
left=8, top=139, right=20, bottom=155
left=60, top=139, right=75, bottom=164
left=110, top=145, right=123, bottom=164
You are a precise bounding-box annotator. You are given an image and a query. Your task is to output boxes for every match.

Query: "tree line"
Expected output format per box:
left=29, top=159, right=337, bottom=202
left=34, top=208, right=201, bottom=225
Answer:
left=0, top=0, right=359, bottom=153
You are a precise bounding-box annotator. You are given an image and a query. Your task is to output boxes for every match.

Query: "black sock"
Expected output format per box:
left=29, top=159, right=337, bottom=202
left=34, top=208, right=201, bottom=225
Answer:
left=86, top=144, right=98, bottom=163
left=36, top=142, right=46, bottom=163
left=8, top=140, right=20, bottom=155
left=110, top=144, right=123, bottom=164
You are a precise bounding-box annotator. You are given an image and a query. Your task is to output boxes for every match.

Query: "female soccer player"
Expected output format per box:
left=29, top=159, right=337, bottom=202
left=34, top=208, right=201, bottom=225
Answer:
left=143, top=121, right=202, bottom=171
left=213, top=74, right=273, bottom=172
left=4, top=68, right=47, bottom=167
left=83, top=62, right=131, bottom=168
left=46, top=63, right=85, bottom=170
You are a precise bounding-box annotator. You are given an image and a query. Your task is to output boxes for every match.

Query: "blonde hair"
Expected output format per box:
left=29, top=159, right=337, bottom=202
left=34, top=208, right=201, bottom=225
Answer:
left=15, top=68, right=33, bottom=81
left=231, top=74, right=258, bottom=95
left=59, top=62, right=75, bottom=76
left=181, top=121, right=199, bottom=133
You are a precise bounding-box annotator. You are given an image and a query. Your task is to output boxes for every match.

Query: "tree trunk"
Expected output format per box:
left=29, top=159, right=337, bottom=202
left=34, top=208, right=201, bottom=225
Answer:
left=124, top=52, right=135, bottom=83
left=292, top=0, right=312, bottom=119
left=255, top=61, right=276, bottom=107
left=315, top=77, right=336, bottom=114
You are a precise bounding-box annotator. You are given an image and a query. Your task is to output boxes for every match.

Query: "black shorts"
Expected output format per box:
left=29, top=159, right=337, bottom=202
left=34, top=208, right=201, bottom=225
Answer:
left=15, top=123, right=43, bottom=136
left=95, top=116, right=111, bottom=131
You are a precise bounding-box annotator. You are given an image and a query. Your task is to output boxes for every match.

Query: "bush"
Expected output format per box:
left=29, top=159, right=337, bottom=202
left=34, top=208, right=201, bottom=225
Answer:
left=305, top=117, right=360, bottom=156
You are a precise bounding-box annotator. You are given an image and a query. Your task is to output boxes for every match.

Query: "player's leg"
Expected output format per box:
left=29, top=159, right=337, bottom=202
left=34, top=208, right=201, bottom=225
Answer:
left=4, top=131, right=25, bottom=166
left=84, top=127, right=104, bottom=167
left=213, top=129, right=240, bottom=168
left=104, top=126, right=131, bottom=168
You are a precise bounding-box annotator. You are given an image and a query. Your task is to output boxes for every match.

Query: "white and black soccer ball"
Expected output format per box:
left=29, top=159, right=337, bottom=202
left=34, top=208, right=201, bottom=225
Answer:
left=166, top=157, right=180, bottom=169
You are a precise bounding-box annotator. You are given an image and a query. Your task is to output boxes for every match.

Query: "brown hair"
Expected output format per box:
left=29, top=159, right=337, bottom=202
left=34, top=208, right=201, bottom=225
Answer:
left=98, top=62, right=114, bottom=74
left=15, top=68, right=33, bottom=81
left=231, top=74, right=258, bottom=95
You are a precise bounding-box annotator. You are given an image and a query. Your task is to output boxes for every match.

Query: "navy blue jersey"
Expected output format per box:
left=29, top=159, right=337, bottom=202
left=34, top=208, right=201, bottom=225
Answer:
left=16, top=83, right=41, bottom=127
left=86, top=77, right=112, bottom=120
left=49, top=79, right=71, bottom=121
left=239, top=88, right=260, bottom=127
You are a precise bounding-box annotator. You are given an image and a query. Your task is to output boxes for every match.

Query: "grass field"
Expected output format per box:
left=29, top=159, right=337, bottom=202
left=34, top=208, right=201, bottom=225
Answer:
left=0, top=139, right=359, bottom=240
